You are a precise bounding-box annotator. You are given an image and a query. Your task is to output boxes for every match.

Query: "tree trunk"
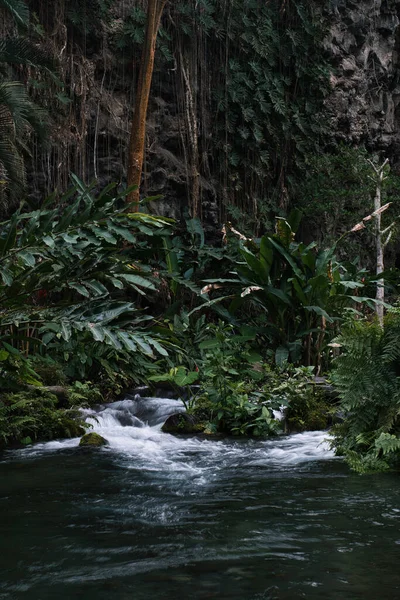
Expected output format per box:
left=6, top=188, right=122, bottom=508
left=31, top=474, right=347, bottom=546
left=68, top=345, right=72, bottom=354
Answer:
left=127, top=0, right=167, bottom=211
left=375, top=182, right=385, bottom=327
left=371, top=161, right=389, bottom=328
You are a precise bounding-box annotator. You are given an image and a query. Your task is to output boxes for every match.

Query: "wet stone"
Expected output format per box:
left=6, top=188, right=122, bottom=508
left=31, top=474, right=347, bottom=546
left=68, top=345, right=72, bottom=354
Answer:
left=79, top=432, right=108, bottom=447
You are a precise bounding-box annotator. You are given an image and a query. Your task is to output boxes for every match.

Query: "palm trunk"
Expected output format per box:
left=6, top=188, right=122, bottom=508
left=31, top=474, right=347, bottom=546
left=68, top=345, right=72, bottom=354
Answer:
left=127, top=0, right=167, bottom=211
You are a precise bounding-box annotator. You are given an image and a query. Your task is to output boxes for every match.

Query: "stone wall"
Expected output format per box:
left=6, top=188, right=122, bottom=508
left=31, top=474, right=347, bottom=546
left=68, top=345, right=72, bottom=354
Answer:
left=324, top=0, right=400, bottom=164
left=27, top=0, right=400, bottom=219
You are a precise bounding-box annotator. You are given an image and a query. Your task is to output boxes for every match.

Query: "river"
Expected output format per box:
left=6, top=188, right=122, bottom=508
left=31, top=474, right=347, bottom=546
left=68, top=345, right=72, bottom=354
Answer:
left=1, top=396, right=400, bottom=599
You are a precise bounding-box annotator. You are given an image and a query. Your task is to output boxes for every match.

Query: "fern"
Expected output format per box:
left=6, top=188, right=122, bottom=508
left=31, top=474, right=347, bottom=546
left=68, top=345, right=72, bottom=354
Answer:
left=331, top=312, right=400, bottom=473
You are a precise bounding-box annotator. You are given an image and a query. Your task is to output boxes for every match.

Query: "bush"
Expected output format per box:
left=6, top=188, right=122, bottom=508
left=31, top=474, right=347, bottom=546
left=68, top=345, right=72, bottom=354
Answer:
left=330, top=311, right=400, bottom=473
left=263, top=365, right=329, bottom=432
left=0, top=389, right=86, bottom=447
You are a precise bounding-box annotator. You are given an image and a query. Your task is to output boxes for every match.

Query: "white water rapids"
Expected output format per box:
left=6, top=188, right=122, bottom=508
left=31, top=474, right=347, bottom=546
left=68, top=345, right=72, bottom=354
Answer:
left=23, top=396, right=335, bottom=470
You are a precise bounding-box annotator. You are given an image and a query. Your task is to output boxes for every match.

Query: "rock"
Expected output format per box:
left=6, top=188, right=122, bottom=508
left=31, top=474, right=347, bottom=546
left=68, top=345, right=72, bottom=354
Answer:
left=162, top=413, right=206, bottom=435
left=79, top=432, right=108, bottom=447
left=324, top=0, right=400, bottom=161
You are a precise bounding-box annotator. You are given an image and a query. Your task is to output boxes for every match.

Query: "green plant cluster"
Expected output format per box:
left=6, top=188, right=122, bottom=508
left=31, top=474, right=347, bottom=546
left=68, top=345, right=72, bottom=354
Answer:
left=0, top=179, right=385, bottom=449
left=270, top=366, right=329, bottom=432
left=0, top=175, right=175, bottom=388
left=196, top=323, right=281, bottom=437
left=331, top=311, right=400, bottom=473
left=64, top=0, right=330, bottom=225
left=0, top=388, right=86, bottom=447
left=296, top=146, right=400, bottom=264
left=171, top=0, right=331, bottom=222
left=157, top=322, right=331, bottom=438
left=202, top=214, right=372, bottom=370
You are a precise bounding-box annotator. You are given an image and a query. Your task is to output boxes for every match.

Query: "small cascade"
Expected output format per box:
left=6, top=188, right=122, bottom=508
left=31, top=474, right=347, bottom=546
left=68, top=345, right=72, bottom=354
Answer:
left=20, top=395, right=335, bottom=468
left=84, top=395, right=185, bottom=429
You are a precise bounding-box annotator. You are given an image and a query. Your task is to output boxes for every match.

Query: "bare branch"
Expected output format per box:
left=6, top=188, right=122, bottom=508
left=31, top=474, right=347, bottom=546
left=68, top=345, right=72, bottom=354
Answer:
left=383, top=230, right=393, bottom=248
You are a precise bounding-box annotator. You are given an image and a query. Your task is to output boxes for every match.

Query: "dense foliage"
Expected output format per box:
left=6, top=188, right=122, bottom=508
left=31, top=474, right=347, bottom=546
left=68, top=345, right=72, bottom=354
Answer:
left=331, top=311, right=400, bottom=473
left=0, top=0, right=333, bottom=228
left=0, top=0, right=399, bottom=477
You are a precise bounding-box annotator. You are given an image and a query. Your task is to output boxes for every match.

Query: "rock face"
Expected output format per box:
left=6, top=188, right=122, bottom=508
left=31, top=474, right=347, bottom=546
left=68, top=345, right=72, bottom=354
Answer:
left=26, top=1, right=400, bottom=219
left=324, top=0, right=400, bottom=163
left=79, top=432, right=108, bottom=447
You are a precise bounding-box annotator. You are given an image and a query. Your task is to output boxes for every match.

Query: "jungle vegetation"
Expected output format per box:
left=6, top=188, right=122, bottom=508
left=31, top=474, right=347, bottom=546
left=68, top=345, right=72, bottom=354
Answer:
left=0, top=0, right=400, bottom=474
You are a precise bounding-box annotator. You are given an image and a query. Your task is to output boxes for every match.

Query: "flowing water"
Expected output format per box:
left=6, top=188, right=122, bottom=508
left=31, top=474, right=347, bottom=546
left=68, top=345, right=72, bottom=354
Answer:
left=1, top=396, right=400, bottom=600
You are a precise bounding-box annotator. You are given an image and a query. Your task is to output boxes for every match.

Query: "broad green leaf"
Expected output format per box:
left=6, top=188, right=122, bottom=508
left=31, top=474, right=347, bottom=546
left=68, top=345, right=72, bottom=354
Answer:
left=174, top=369, right=199, bottom=387
left=275, top=346, right=289, bottom=367
left=287, top=208, right=303, bottom=234
left=340, top=280, right=364, bottom=290
left=109, top=278, right=124, bottom=289
left=291, top=278, right=308, bottom=305
left=107, top=222, right=137, bottom=243
left=60, top=320, right=72, bottom=341
left=60, top=233, right=79, bottom=244
left=199, top=339, right=220, bottom=350
left=260, top=236, right=273, bottom=278
left=120, top=274, right=156, bottom=290
left=240, top=243, right=266, bottom=282
left=68, top=282, right=90, bottom=297
left=268, top=237, right=304, bottom=280
left=0, top=349, right=9, bottom=361
left=0, top=267, right=13, bottom=286
left=85, top=280, right=108, bottom=296
left=103, top=328, right=122, bottom=349
left=117, top=331, right=137, bottom=352
left=132, top=335, right=153, bottom=356
left=18, top=250, right=35, bottom=267
left=43, top=235, right=55, bottom=248
left=41, top=332, right=55, bottom=345
left=149, top=339, right=169, bottom=357
left=148, top=373, right=171, bottom=382
left=90, top=227, right=117, bottom=245
left=266, top=286, right=291, bottom=305
left=88, top=324, right=105, bottom=342
left=304, top=305, right=333, bottom=323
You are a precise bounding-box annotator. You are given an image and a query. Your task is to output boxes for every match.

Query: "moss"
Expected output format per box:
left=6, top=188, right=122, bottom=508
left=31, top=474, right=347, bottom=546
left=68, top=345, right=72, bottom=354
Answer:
left=79, top=432, right=108, bottom=447
left=188, top=395, right=213, bottom=421
left=162, top=413, right=206, bottom=434
left=286, top=390, right=330, bottom=433
left=0, top=389, right=87, bottom=447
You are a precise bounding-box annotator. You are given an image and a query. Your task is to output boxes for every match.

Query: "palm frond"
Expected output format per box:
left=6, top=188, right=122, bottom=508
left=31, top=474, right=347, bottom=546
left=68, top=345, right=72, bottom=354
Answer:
left=0, top=0, right=29, bottom=27
left=0, top=80, right=47, bottom=138
left=0, top=37, right=55, bottom=71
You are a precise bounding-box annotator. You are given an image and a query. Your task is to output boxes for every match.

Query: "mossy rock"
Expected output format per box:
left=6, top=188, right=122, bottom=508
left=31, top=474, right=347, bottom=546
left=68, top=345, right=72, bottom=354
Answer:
left=286, top=403, right=330, bottom=433
left=79, top=432, right=108, bottom=447
left=162, top=413, right=206, bottom=435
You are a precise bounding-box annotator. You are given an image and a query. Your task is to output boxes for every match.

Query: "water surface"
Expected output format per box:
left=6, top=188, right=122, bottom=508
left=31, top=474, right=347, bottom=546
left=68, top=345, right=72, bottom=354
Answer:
left=1, top=397, right=399, bottom=599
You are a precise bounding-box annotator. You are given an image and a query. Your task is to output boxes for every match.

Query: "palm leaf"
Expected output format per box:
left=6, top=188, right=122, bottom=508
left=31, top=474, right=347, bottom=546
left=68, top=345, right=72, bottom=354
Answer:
left=0, top=0, right=29, bottom=26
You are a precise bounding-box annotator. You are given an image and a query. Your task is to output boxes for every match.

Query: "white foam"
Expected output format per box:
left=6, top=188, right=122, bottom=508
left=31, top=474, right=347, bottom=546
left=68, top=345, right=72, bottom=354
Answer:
left=8, top=398, right=335, bottom=470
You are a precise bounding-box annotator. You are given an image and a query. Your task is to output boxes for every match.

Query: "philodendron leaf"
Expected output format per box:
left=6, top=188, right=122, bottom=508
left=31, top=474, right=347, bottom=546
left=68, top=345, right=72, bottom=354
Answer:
left=148, top=374, right=171, bottom=382
left=173, top=369, right=199, bottom=387
left=275, top=346, right=289, bottom=367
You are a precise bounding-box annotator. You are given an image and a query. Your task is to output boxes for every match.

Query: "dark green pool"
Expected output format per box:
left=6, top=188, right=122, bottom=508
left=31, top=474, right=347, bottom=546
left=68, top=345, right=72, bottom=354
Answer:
left=1, top=398, right=399, bottom=599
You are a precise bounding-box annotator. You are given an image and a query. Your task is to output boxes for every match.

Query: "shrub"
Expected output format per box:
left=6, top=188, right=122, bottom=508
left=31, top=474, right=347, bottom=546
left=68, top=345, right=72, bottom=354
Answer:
left=331, top=311, right=400, bottom=473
